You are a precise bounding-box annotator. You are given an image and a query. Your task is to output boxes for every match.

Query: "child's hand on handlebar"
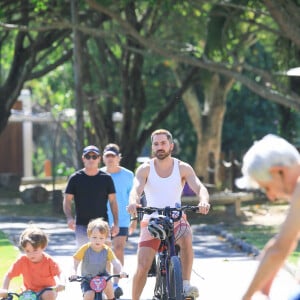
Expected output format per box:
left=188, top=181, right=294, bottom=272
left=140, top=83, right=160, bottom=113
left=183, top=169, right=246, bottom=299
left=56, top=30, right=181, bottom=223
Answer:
left=55, top=284, right=65, bottom=292
left=0, top=288, right=8, bottom=297
left=69, top=274, right=78, bottom=281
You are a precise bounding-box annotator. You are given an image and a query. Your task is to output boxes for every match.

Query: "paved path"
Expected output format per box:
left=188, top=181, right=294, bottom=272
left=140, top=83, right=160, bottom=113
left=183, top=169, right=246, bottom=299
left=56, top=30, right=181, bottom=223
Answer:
left=0, top=217, right=298, bottom=299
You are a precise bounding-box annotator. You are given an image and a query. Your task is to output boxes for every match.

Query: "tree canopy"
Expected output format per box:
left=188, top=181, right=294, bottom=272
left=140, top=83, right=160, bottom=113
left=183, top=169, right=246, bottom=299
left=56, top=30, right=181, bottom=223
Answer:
left=1, top=0, right=300, bottom=182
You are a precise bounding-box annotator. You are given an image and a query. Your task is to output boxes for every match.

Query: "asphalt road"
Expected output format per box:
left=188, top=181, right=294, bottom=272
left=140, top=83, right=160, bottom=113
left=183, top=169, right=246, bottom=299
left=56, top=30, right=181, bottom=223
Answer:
left=0, top=217, right=298, bottom=300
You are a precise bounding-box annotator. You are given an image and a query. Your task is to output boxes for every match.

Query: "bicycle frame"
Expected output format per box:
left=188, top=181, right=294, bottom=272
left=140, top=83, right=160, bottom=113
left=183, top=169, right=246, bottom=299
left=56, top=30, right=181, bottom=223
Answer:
left=137, top=205, right=198, bottom=300
left=1, top=287, right=54, bottom=300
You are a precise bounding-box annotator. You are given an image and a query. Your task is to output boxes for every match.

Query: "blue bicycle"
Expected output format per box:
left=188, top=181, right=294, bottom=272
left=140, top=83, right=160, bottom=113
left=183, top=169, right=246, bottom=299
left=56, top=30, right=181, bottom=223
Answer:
left=136, top=205, right=199, bottom=300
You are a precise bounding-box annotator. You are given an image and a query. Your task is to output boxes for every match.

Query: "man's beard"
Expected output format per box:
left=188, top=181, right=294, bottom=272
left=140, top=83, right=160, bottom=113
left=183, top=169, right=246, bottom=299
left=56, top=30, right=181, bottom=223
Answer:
left=154, top=149, right=171, bottom=160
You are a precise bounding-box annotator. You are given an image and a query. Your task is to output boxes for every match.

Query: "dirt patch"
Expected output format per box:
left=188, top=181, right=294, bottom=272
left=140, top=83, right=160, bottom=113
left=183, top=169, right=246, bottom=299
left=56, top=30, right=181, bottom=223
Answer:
left=241, top=203, right=289, bottom=228
left=189, top=201, right=290, bottom=231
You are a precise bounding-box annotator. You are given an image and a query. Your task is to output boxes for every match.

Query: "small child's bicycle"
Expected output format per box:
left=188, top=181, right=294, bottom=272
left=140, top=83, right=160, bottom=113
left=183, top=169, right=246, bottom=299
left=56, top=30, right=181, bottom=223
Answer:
left=0, top=287, right=54, bottom=300
left=69, top=273, right=128, bottom=300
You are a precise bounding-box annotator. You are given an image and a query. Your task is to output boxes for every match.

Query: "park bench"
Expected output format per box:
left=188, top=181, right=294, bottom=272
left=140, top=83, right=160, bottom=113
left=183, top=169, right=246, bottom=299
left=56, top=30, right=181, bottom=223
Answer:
left=182, top=191, right=255, bottom=216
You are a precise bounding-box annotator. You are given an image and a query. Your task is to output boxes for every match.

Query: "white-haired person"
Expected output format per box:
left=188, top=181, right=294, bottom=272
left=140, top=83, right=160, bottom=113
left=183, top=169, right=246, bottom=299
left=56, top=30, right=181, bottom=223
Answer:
left=235, top=134, right=300, bottom=300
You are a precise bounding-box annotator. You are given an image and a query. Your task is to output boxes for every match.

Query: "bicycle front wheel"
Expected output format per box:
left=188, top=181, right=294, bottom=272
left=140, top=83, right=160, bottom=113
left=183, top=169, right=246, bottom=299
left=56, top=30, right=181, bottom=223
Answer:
left=169, top=256, right=183, bottom=300
left=153, top=256, right=167, bottom=300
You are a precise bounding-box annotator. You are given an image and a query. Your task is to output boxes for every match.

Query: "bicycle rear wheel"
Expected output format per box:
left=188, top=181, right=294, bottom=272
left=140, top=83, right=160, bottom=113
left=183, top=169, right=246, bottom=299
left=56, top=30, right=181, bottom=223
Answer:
left=169, top=256, right=183, bottom=300
left=153, top=256, right=167, bottom=300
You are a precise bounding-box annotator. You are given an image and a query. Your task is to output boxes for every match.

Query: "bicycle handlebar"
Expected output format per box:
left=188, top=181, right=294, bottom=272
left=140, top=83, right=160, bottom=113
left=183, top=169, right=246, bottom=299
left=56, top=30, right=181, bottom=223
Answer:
left=69, top=273, right=129, bottom=282
left=137, top=205, right=199, bottom=213
left=135, top=205, right=199, bottom=222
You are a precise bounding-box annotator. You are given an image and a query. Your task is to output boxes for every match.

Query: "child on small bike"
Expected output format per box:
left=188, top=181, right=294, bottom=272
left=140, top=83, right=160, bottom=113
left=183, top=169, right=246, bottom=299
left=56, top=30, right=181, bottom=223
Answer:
left=1, top=225, right=65, bottom=299
left=69, top=217, right=127, bottom=300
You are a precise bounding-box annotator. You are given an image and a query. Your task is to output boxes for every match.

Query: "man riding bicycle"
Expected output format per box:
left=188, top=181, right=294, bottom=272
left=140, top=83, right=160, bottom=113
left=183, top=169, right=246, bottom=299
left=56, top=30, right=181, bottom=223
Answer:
left=127, top=129, right=210, bottom=300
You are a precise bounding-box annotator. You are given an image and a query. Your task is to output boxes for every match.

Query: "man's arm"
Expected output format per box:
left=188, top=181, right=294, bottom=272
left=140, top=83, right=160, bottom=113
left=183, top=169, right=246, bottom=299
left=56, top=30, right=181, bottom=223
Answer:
left=127, top=164, right=149, bottom=215
left=63, top=193, right=75, bottom=230
left=242, top=185, right=300, bottom=299
left=108, top=193, right=119, bottom=237
left=108, top=193, right=119, bottom=227
left=181, top=162, right=210, bottom=214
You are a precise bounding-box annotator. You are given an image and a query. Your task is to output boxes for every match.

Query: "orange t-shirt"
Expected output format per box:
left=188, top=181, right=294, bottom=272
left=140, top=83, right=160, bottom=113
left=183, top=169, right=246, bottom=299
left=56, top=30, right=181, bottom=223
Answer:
left=7, top=253, right=61, bottom=292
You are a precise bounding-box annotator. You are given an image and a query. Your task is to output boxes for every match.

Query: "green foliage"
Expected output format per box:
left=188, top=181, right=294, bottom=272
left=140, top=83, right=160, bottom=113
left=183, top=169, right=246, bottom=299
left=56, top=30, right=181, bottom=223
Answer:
left=30, top=0, right=49, bottom=12
left=222, top=40, right=300, bottom=157
left=0, top=231, right=21, bottom=289
left=55, top=162, right=75, bottom=177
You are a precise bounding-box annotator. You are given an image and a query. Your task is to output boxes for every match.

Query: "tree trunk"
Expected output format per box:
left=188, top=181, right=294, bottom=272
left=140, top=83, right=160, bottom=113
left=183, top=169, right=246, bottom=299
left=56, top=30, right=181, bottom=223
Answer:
left=71, top=0, right=85, bottom=168
left=182, top=73, right=234, bottom=187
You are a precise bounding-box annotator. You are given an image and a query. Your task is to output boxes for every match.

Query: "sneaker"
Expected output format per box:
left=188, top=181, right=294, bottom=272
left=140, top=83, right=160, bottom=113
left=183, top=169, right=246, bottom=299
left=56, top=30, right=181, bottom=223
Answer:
left=183, top=285, right=199, bottom=298
left=114, top=286, right=123, bottom=299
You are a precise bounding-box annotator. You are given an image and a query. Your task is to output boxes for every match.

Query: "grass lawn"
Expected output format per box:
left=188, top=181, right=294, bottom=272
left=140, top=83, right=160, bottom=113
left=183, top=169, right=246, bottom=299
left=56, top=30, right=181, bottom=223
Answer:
left=189, top=203, right=300, bottom=266
left=0, top=231, right=22, bottom=290
left=229, top=221, right=300, bottom=265
left=0, top=200, right=65, bottom=218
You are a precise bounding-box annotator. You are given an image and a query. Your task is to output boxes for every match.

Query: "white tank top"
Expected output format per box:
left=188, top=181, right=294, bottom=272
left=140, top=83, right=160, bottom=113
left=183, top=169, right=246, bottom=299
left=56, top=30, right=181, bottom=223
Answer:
left=144, top=158, right=183, bottom=210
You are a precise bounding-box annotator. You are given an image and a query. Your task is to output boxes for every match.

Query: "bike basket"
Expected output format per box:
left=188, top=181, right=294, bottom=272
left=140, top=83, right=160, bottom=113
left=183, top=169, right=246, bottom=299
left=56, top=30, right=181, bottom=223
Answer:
left=90, top=276, right=107, bottom=293
left=19, top=291, right=37, bottom=300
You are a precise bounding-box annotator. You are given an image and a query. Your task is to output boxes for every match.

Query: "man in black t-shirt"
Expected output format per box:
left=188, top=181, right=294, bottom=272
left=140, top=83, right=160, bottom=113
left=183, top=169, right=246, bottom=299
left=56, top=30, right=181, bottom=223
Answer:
left=63, top=145, right=119, bottom=246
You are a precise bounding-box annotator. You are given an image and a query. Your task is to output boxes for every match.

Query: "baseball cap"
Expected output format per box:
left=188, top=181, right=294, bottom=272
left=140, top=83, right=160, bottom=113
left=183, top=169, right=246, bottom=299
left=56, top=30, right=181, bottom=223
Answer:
left=103, top=145, right=119, bottom=156
left=82, top=145, right=100, bottom=156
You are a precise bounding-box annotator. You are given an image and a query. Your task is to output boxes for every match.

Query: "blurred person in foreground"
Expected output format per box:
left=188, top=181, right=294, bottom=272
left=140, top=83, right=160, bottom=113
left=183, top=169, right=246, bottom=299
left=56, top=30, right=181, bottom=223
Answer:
left=101, top=143, right=134, bottom=298
left=235, top=134, right=300, bottom=300
left=63, top=145, right=119, bottom=247
left=127, top=129, right=210, bottom=299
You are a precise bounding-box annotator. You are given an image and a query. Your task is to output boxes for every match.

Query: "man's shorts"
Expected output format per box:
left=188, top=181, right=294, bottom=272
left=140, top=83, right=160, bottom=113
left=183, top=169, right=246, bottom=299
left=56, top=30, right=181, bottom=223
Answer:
left=112, top=227, right=128, bottom=238
left=139, top=216, right=191, bottom=250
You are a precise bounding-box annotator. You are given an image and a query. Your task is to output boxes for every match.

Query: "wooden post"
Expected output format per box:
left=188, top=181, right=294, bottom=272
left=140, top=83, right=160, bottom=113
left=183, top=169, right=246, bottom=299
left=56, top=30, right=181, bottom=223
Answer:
left=44, top=160, right=52, bottom=177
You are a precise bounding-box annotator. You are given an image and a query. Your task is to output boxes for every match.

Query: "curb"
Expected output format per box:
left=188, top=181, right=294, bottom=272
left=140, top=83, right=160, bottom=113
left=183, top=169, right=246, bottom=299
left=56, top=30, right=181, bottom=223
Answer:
left=194, top=223, right=298, bottom=279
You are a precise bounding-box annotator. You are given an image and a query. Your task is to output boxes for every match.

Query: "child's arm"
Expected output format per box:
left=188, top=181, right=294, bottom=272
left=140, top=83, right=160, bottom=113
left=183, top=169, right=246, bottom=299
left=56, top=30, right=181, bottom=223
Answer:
left=1, top=273, right=11, bottom=290
left=111, top=258, right=127, bottom=278
left=111, top=258, right=122, bottom=274
left=69, top=257, right=81, bottom=280
left=54, top=271, right=66, bottom=292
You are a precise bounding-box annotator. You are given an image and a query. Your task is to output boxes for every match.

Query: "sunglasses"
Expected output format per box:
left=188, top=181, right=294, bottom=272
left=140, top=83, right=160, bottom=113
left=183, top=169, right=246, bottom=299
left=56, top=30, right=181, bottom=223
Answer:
left=84, top=154, right=99, bottom=160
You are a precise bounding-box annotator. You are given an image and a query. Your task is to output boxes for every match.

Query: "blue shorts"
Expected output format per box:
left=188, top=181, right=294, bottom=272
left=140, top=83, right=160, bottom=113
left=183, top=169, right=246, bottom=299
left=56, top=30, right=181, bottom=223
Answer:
left=113, top=227, right=128, bottom=238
